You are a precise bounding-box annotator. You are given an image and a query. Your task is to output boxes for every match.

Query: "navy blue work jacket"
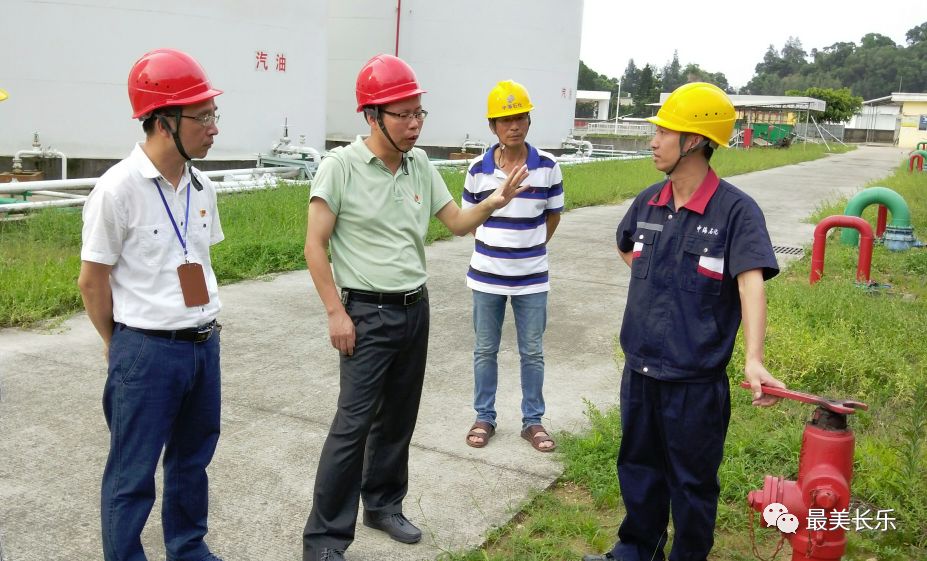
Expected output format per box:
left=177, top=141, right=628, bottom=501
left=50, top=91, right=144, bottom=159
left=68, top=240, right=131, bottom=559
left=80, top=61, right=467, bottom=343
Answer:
left=616, top=169, right=779, bottom=382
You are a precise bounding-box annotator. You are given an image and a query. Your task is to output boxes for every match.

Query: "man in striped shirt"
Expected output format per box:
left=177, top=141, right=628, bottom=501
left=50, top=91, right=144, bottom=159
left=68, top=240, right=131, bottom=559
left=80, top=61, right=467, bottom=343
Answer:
left=463, top=80, right=564, bottom=452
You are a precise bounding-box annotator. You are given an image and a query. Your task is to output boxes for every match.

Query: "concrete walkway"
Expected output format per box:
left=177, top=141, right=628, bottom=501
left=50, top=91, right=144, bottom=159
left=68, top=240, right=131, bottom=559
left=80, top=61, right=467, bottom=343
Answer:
left=0, top=145, right=906, bottom=561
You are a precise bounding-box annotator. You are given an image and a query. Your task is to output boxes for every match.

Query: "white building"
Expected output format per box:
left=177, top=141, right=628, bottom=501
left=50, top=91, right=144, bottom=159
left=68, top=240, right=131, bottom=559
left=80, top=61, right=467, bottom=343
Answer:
left=849, top=93, right=927, bottom=148
left=1, top=1, right=584, bottom=169
left=576, top=90, right=611, bottom=120
left=326, top=0, right=584, bottom=151
left=1, top=0, right=327, bottom=162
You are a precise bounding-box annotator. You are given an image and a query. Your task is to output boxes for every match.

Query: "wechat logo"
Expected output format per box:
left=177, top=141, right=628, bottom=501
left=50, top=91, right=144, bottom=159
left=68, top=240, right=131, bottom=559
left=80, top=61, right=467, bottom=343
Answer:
left=763, top=502, right=799, bottom=534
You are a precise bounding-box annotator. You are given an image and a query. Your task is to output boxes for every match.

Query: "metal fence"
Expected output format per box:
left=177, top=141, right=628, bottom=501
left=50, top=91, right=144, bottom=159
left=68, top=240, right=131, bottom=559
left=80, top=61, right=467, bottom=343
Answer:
left=575, top=121, right=851, bottom=144
left=573, top=121, right=655, bottom=137
left=794, top=123, right=845, bottom=142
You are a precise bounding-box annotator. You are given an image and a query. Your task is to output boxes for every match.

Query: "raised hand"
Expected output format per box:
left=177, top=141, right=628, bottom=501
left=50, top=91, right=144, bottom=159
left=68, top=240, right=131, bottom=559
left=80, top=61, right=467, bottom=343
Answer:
left=485, top=164, right=530, bottom=210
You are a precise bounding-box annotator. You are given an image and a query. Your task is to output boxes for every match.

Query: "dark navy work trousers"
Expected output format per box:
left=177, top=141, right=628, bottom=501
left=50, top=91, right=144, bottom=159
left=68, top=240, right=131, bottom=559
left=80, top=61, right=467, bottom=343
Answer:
left=610, top=365, right=731, bottom=561
left=303, top=297, right=429, bottom=558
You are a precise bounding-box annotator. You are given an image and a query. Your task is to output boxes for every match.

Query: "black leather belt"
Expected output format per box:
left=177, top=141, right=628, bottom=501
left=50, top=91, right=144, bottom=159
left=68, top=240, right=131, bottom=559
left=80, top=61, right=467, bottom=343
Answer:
left=341, top=285, right=427, bottom=307
left=122, top=320, right=220, bottom=343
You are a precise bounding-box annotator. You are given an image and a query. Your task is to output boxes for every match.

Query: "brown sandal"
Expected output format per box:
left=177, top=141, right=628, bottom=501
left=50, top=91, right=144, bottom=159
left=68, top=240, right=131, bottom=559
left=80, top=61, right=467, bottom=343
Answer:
left=466, top=421, right=495, bottom=448
left=521, top=424, right=556, bottom=452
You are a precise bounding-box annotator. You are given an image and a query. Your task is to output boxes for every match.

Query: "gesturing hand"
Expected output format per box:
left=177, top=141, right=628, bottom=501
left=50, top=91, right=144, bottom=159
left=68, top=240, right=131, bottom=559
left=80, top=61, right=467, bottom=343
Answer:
left=485, top=164, right=530, bottom=210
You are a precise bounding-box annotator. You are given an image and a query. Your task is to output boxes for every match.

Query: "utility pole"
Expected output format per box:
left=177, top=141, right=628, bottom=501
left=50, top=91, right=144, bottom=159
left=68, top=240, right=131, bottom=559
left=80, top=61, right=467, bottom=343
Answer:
left=614, top=79, right=622, bottom=136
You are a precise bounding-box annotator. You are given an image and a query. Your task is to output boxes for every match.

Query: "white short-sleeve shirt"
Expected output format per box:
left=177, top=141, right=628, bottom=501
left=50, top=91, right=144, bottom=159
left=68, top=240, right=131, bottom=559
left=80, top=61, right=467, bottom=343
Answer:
left=81, top=143, right=224, bottom=330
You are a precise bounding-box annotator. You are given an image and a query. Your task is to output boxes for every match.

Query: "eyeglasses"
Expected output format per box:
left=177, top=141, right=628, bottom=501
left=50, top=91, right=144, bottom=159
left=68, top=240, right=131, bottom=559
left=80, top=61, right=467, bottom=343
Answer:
left=380, top=109, right=428, bottom=122
left=180, top=113, right=220, bottom=127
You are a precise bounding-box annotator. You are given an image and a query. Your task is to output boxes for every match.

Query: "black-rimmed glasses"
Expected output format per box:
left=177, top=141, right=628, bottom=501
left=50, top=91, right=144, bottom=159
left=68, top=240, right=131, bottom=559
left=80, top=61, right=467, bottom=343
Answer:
left=380, top=109, right=428, bottom=122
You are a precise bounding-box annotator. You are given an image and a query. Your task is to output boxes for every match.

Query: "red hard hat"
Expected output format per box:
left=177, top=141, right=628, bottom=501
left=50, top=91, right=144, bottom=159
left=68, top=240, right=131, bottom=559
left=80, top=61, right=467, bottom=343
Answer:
left=355, top=54, right=426, bottom=112
left=128, top=48, right=223, bottom=119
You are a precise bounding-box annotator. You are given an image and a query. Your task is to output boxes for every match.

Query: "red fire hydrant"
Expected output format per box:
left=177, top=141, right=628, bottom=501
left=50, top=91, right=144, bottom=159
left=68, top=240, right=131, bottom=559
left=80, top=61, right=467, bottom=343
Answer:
left=741, top=382, right=868, bottom=560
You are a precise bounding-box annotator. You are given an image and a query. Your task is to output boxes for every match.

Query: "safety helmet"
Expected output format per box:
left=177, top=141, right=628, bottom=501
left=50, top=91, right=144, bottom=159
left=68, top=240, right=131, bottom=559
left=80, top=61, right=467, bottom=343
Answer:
left=0, top=89, right=7, bottom=102
left=647, top=82, right=735, bottom=147
left=355, top=54, right=426, bottom=112
left=486, top=80, right=534, bottom=119
left=128, top=48, right=223, bottom=119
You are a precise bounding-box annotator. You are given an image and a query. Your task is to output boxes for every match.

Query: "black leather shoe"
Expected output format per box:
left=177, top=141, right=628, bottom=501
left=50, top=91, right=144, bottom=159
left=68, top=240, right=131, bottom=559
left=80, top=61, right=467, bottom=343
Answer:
left=318, top=547, right=345, bottom=561
left=362, top=511, right=422, bottom=544
left=582, top=554, right=616, bottom=561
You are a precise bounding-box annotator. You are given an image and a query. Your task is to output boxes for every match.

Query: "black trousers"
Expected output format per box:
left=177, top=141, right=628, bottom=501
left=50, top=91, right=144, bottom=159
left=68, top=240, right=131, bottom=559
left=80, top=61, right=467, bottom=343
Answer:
left=303, top=297, right=430, bottom=558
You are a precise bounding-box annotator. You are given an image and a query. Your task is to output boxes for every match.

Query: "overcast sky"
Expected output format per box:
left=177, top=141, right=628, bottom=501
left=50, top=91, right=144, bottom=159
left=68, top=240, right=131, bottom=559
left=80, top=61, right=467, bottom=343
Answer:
left=580, top=0, right=926, bottom=91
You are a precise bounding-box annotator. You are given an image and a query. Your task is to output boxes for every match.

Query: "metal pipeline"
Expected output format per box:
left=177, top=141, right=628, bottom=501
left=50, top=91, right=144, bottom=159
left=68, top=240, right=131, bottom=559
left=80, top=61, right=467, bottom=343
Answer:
left=839, top=186, right=914, bottom=251
left=0, top=197, right=88, bottom=213
left=0, top=168, right=304, bottom=215
left=876, top=205, right=888, bottom=238
left=561, top=137, right=593, bottom=157
left=0, top=178, right=306, bottom=215
left=812, top=216, right=874, bottom=285
left=0, top=167, right=302, bottom=195
left=13, top=149, right=68, bottom=179
left=910, top=150, right=927, bottom=172
left=461, top=138, right=489, bottom=154
left=11, top=132, right=68, bottom=179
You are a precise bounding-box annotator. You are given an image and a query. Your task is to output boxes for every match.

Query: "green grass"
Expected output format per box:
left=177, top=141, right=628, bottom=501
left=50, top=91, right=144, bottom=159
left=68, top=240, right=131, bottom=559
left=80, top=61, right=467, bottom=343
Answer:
left=210, top=184, right=311, bottom=282
left=0, top=185, right=316, bottom=327
left=0, top=209, right=84, bottom=326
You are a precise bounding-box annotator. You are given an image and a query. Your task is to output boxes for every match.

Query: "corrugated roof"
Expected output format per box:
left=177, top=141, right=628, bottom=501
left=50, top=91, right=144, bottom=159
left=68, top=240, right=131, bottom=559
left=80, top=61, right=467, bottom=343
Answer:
left=864, top=92, right=927, bottom=106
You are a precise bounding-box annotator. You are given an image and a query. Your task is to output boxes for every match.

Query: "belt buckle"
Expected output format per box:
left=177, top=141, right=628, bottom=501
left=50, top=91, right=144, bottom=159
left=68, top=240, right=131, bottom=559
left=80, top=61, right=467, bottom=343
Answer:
left=403, top=287, right=421, bottom=306
left=194, top=321, right=217, bottom=343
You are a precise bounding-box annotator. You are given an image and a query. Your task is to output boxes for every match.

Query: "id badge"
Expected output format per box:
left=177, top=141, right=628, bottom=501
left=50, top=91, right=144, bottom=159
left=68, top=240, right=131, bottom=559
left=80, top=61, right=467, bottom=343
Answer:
left=177, top=262, right=210, bottom=307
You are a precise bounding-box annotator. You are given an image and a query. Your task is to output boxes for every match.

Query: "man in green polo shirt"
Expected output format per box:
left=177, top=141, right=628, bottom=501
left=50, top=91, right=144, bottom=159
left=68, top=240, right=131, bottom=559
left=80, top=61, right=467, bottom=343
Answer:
left=301, top=54, right=529, bottom=561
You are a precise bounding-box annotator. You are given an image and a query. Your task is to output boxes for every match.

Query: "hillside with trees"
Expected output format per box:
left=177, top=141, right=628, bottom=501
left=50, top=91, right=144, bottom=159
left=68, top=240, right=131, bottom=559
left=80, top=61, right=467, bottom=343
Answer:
left=578, top=21, right=927, bottom=119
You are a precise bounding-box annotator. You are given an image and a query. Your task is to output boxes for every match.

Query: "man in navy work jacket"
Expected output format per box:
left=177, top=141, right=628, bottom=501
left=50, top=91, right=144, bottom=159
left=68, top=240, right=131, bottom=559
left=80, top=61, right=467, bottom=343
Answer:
left=584, top=82, right=786, bottom=561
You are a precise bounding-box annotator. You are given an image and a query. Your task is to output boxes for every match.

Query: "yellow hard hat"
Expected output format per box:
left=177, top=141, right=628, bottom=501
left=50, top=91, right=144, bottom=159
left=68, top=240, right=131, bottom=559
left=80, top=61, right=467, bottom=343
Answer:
left=486, top=80, right=534, bottom=119
left=647, top=82, right=736, bottom=147
left=0, top=89, right=7, bottom=102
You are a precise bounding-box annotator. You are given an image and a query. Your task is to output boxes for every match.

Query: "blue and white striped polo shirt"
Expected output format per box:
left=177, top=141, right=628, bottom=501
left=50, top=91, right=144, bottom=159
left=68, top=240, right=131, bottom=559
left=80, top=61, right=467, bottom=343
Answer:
left=462, top=143, right=565, bottom=295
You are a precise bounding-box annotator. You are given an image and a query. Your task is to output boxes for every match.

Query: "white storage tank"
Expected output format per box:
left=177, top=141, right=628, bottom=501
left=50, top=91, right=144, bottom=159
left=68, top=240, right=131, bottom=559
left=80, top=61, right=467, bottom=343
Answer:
left=1, top=0, right=327, bottom=163
left=327, top=0, right=584, bottom=151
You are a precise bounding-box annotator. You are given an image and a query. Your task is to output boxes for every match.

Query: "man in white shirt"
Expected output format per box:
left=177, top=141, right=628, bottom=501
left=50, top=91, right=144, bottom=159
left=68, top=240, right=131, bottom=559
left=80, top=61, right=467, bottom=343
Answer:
left=78, top=48, right=225, bottom=561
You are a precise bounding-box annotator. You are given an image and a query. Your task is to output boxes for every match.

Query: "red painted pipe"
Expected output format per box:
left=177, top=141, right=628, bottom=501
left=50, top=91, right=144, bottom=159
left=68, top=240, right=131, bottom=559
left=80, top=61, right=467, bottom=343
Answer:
left=876, top=205, right=888, bottom=238
left=395, top=0, right=401, bottom=56
left=910, top=153, right=924, bottom=172
left=810, top=215, right=874, bottom=285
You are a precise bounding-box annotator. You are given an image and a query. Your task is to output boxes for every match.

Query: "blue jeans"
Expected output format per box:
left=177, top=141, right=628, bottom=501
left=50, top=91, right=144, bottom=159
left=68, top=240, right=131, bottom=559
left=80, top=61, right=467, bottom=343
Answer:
left=472, top=290, right=547, bottom=429
left=101, top=324, right=221, bottom=561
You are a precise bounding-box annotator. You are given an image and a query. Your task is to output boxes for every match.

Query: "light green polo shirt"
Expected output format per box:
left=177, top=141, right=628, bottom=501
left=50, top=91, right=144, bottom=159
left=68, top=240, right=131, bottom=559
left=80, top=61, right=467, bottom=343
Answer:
left=310, top=137, right=454, bottom=292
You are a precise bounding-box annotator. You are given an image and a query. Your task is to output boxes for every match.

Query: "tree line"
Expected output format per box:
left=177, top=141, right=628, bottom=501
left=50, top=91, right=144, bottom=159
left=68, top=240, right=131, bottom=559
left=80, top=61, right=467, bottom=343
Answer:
left=577, top=21, right=927, bottom=123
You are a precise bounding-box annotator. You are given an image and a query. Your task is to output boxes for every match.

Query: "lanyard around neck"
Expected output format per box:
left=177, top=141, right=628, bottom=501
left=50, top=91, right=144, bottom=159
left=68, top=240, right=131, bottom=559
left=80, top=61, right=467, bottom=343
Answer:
left=152, top=178, right=192, bottom=260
